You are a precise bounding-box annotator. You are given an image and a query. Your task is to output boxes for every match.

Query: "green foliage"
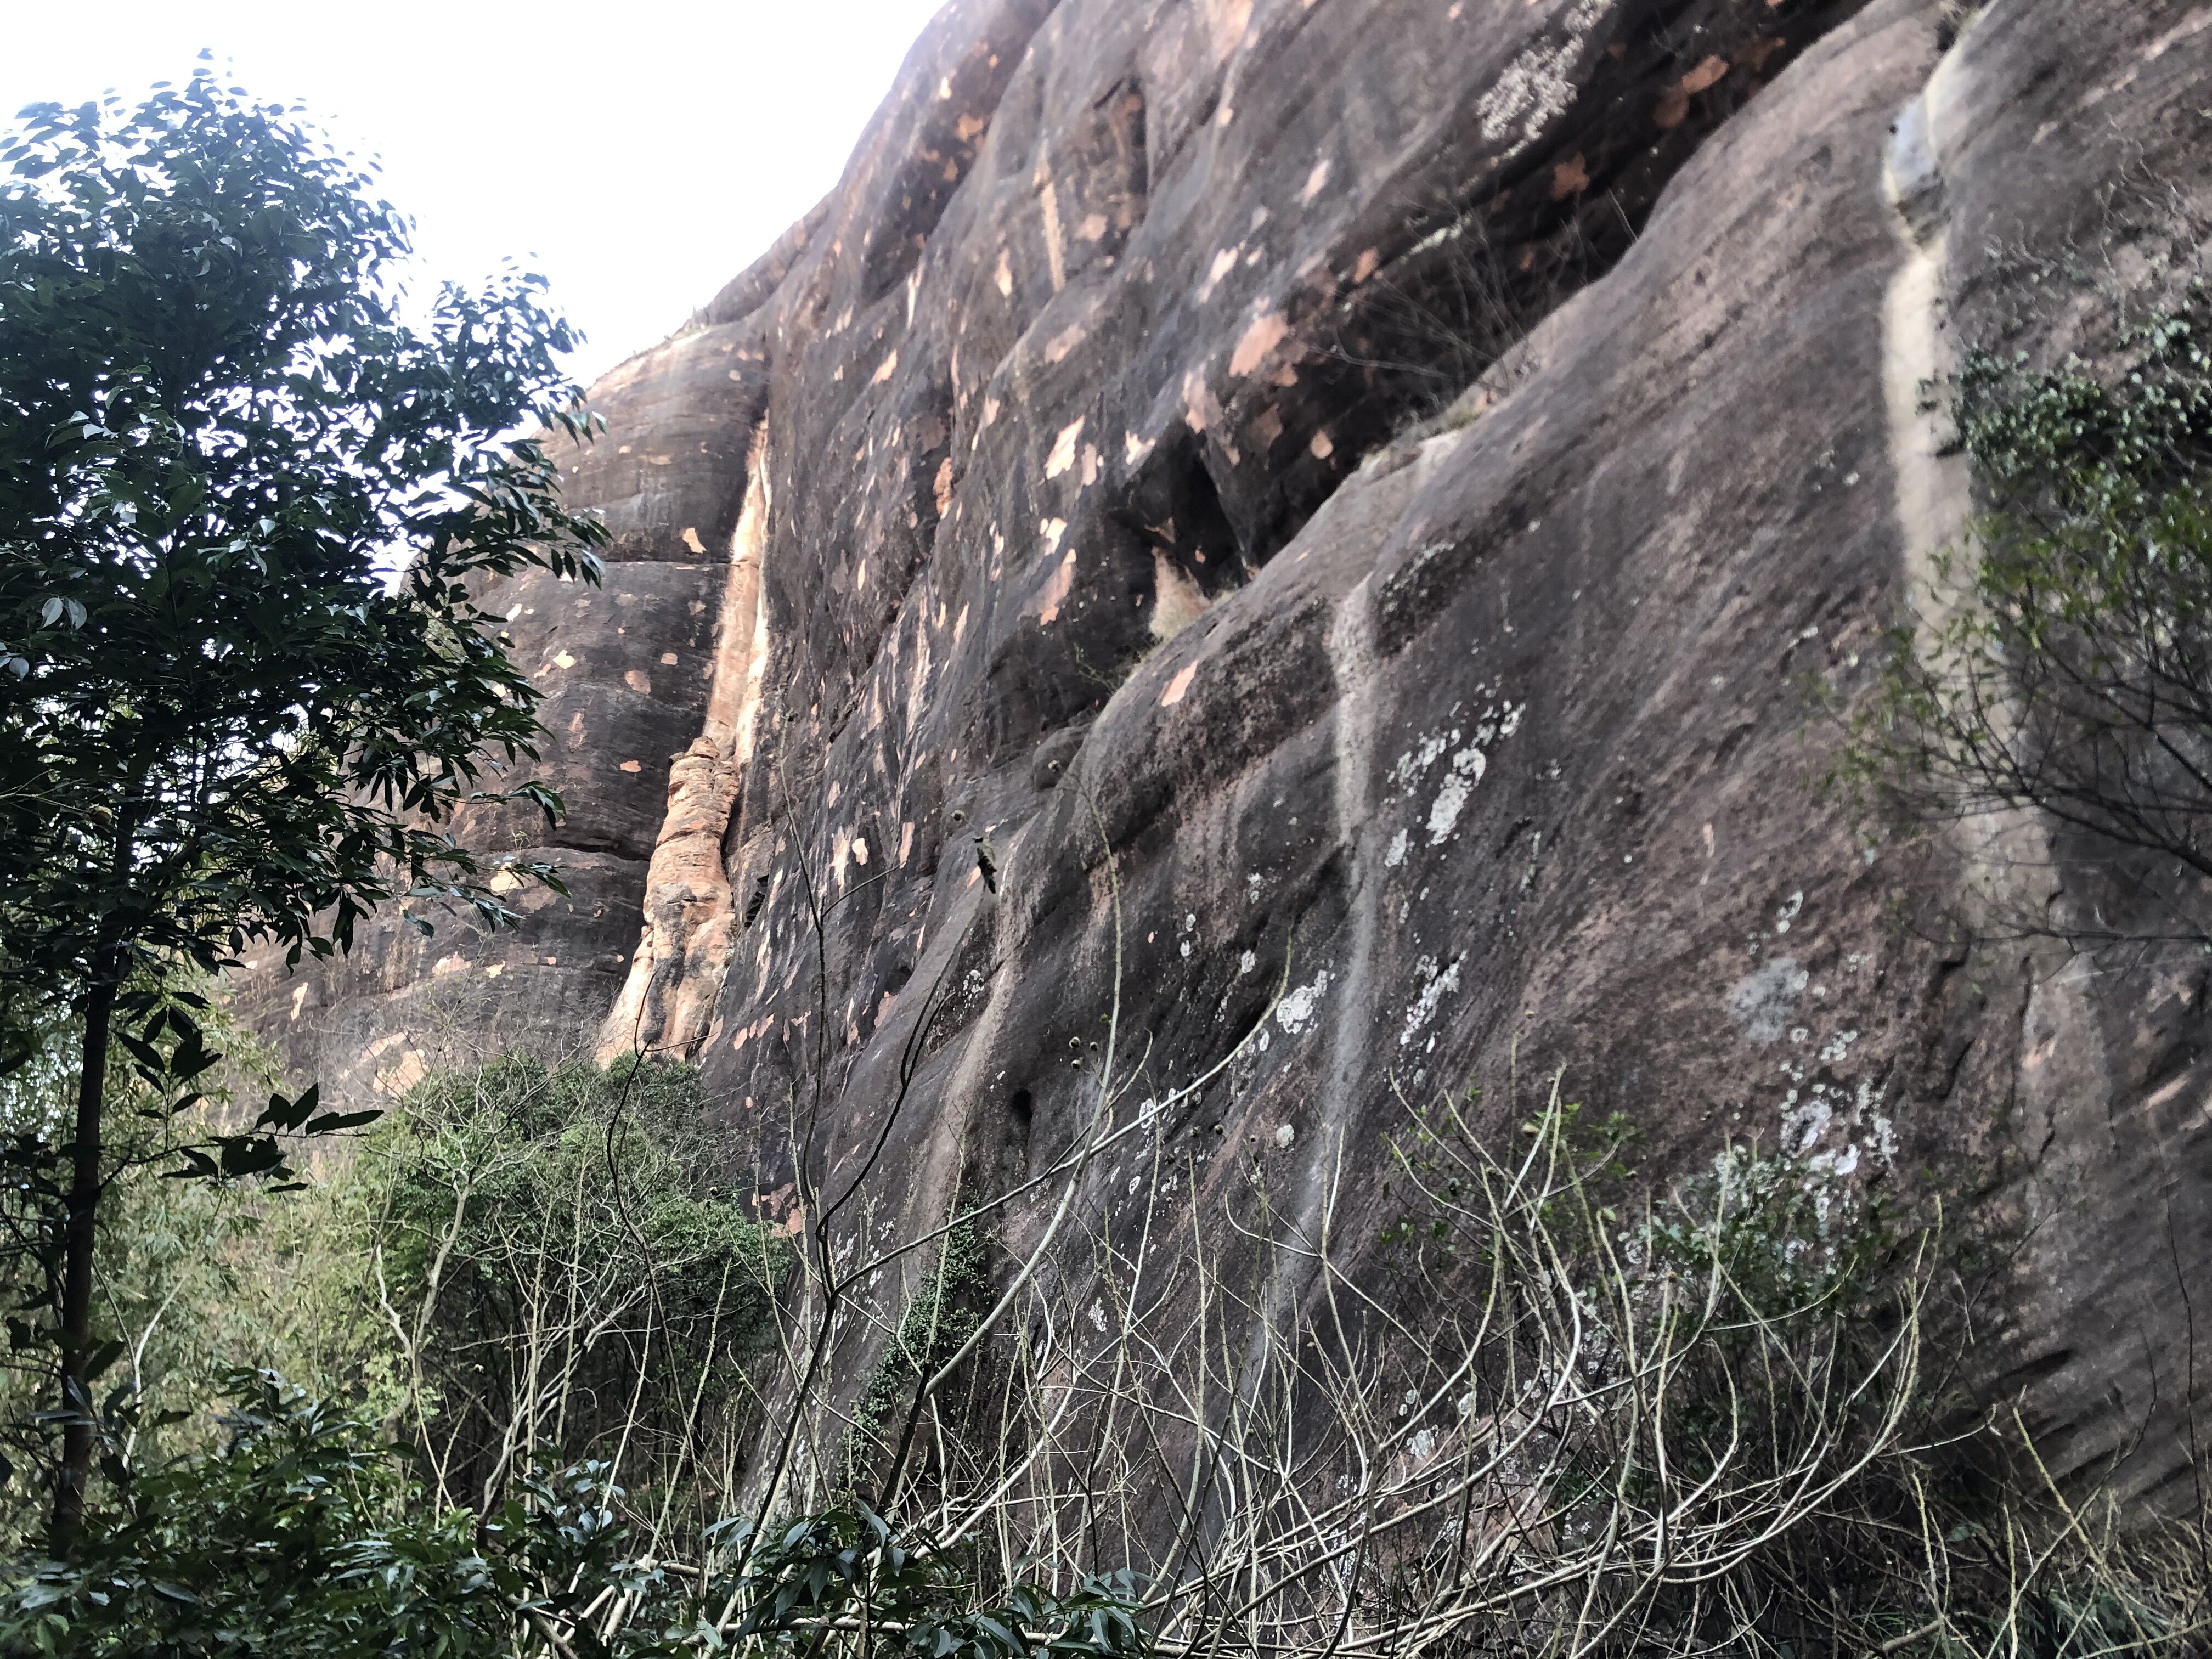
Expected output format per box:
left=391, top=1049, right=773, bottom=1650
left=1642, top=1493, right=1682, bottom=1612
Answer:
left=1844, top=273, right=2212, bottom=921
left=1953, top=300, right=2212, bottom=504
left=0, top=1372, right=1156, bottom=1659
left=360, top=1056, right=791, bottom=1521
left=1641, top=1138, right=1892, bottom=1314
left=0, top=992, right=312, bottom=1533
left=0, top=1047, right=789, bottom=1554
left=0, top=67, right=607, bottom=1526
left=0, top=67, right=608, bottom=1003
left=842, top=1221, right=986, bottom=1488
left=722, top=1507, right=1148, bottom=1659
left=0, top=1369, right=691, bottom=1657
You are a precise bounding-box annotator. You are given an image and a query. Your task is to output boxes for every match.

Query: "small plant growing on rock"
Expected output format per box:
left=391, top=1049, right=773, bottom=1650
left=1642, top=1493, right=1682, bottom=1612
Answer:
left=1843, top=244, right=2212, bottom=944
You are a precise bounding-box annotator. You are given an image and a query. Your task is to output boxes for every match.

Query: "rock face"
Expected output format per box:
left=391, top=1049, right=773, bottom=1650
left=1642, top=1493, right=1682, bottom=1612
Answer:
left=235, top=0, right=2212, bottom=1511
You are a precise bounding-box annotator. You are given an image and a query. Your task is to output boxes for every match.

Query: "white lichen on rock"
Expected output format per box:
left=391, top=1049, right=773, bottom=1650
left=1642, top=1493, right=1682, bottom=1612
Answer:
left=1401, top=953, right=1463, bottom=1047
left=1276, top=969, right=1333, bottom=1035
left=1427, top=746, right=1487, bottom=844
left=1475, top=0, right=1607, bottom=153
left=1727, top=956, right=1809, bottom=1044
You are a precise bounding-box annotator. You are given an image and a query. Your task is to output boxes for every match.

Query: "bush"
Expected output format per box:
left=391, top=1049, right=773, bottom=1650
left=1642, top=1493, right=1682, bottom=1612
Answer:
left=0, top=1369, right=628, bottom=1656
left=0, top=1048, right=789, bottom=1562
left=0, top=996, right=303, bottom=1547
left=1358, top=1097, right=2211, bottom=1658
left=1846, top=267, right=2212, bottom=937
left=358, top=1055, right=791, bottom=1533
left=0, top=1369, right=1156, bottom=1659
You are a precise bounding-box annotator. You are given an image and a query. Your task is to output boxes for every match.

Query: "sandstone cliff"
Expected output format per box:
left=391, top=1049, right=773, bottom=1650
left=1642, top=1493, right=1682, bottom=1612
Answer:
left=234, top=0, right=2212, bottom=1512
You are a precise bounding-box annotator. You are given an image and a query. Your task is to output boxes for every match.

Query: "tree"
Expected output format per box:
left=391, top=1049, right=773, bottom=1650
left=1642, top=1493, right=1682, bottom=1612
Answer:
left=0, top=66, right=607, bottom=1540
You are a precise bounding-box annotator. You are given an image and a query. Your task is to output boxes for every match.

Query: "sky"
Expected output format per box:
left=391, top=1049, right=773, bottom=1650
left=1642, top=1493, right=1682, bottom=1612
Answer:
left=1, top=0, right=952, bottom=387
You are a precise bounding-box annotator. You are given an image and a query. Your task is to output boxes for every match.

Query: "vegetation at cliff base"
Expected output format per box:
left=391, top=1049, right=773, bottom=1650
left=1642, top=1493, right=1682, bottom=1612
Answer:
left=359, top=1055, right=790, bottom=1531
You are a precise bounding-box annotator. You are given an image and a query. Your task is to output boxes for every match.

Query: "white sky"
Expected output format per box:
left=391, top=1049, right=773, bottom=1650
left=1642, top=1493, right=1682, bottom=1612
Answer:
left=2, top=1, right=952, bottom=387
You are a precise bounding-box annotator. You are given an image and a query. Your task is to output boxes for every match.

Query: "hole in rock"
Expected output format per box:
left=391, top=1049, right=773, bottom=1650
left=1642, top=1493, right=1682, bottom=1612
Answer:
left=1109, top=428, right=1246, bottom=596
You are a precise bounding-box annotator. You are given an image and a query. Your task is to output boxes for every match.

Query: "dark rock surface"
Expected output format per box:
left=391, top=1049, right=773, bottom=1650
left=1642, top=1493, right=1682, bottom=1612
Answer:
left=235, top=0, right=2212, bottom=1509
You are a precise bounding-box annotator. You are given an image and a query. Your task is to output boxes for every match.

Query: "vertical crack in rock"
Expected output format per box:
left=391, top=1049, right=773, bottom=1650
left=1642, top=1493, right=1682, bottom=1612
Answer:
left=599, top=419, right=776, bottom=1062
left=1878, top=22, right=2119, bottom=1438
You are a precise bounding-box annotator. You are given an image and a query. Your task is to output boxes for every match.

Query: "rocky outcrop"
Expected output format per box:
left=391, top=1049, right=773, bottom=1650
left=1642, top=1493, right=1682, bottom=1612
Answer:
left=236, top=0, right=2212, bottom=1512
left=232, top=315, right=776, bottom=1094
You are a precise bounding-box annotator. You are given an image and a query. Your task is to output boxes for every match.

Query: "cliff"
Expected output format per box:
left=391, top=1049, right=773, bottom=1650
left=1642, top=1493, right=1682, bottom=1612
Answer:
left=233, top=0, right=2212, bottom=1512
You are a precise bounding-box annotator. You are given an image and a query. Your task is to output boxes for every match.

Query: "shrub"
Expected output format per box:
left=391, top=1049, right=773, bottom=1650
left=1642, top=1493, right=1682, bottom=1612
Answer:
left=1844, top=266, right=2212, bottom=939
left=0, top=1369, right=1156, bottom=1659
left=358, top=1055, right=791, bottom=1534
left=0, top=1369, right=626, bottom=1656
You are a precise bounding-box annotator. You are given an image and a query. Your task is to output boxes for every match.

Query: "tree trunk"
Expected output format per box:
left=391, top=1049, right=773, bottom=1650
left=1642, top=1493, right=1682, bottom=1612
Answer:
left=50, top=962, right=115, bottom=1546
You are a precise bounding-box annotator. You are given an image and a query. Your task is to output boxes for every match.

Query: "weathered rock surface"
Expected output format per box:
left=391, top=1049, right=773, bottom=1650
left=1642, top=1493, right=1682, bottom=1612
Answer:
left=236, top=0, right=2212, bottom=1510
